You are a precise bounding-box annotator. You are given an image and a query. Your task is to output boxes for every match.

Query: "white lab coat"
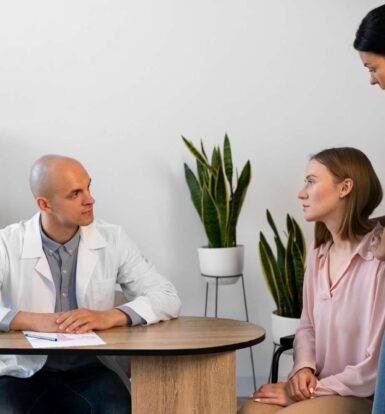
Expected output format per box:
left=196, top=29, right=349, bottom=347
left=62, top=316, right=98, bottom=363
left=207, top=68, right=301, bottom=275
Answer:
left=0, top=213, right=181, bottom=382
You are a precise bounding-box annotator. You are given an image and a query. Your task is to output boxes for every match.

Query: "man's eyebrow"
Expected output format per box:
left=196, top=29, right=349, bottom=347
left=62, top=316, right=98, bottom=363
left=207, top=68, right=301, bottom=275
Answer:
left=68, top=188, right=81, bottom=195
left=305, top=174, right=317, bottom=179
left=67, top=179, right=91, bottom=195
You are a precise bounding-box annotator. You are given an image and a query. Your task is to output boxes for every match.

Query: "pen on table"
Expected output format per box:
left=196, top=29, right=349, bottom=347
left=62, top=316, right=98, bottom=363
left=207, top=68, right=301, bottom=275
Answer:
left=24, top=333, right=58, bottom=342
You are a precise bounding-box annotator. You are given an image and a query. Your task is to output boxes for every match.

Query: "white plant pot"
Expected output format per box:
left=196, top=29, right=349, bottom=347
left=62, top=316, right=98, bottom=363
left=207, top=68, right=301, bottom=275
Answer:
left=198, top=245, right=244, bottom=285
left=271, top=311, right=300, bottom=345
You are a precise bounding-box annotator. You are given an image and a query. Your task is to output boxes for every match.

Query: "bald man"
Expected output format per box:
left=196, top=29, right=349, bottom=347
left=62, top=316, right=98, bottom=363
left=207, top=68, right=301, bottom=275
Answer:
left=0, top=155, right=181, bottom=414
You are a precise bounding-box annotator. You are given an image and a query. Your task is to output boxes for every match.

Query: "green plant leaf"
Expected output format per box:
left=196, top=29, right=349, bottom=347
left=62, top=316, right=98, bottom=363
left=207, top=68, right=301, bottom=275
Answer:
left=267, top=210, right=286, bottom=281
left=260, top=232, right=289, bottom=316
left=207, top=147, right=219, bottom=195
left=211, top=146, right=221, bottom=171
left=182, top=136, right=212, bottom=171
left=202, top=186, right=222, bottom=247
left=291, top=237, right=305, bottom=315
left=286, top=214, right=294, bottom=235
left=259, top=232, right=282, bottom=313
left=184, top=163, right=202, bottom=220
left=215, top=161, right=229, bottom=245
left=197, top=159, right=209, bottom=187
left=200, top=140, right=208, bottom=161
left=267, top=210, right=283, bottom=245
left=227, top=160, right=251, bottom=246
left=182, top=134, right=250, bottom=249
left=259, top=211, right=306, bottom=318
left=223, top=134, right=233, bottom=194
left=284, top=233, right=296, bottom=315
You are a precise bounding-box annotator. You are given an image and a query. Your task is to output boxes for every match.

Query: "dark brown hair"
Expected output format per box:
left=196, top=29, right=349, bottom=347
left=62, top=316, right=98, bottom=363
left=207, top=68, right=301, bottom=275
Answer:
left=354, top=5, right=385, bottom=56
left=312, top=147, right=382, bottom=248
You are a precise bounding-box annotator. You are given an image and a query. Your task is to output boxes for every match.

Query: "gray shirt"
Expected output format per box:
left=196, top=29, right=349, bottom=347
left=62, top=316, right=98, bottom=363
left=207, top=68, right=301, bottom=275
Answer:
left=41, top=226, right=97, bottom=371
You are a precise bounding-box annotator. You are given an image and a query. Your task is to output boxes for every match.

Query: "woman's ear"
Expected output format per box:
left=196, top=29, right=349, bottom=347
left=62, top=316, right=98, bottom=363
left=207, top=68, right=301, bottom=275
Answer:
left=340, top=178, right=354, bottom=198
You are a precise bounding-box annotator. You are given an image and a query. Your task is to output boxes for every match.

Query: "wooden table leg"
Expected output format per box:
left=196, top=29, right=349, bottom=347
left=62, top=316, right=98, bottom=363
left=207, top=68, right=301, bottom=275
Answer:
left=131, top=351, right=236, bottom=414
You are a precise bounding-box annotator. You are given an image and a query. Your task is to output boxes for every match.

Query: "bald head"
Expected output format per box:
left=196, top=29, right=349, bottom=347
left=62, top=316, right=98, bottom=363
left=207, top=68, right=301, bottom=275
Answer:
left=29, top=155, right=86, bottom=198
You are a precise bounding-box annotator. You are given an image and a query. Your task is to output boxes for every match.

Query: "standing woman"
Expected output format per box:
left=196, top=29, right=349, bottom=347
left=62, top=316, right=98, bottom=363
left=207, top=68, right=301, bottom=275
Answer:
left=239, top=147, right=385, bottom=414
left=354, top=5, right=385, bottom=90
left=354, top=5, right=385, bottom=414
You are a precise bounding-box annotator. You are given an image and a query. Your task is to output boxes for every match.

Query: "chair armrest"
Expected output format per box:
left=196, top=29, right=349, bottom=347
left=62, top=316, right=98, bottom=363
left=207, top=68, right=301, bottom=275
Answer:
left=270, top=334, right=295, bottom=383
left=280, top=334, right=295, bottom=349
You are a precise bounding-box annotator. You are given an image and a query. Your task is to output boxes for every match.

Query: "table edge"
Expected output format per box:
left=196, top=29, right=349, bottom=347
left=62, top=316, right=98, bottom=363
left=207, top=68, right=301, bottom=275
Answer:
left=0, top=334, right=265, bottom=356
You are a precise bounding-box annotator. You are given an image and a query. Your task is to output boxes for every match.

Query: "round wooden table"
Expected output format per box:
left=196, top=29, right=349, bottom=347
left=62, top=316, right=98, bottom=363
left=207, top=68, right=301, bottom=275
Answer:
left=0, top=316, right=265, bottom=414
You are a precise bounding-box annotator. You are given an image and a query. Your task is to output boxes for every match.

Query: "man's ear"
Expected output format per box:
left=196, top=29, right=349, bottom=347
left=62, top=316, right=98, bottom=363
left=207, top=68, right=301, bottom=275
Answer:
left=36, top=197, right=51, bottom=212
left=340, top=178, right=354, bottom=199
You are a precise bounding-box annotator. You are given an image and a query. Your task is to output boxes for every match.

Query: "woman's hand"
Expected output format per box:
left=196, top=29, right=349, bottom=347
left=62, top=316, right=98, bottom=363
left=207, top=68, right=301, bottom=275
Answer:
left=286, top=367, right=317, bottom=402
left=250, top=382, right=293, bottom=406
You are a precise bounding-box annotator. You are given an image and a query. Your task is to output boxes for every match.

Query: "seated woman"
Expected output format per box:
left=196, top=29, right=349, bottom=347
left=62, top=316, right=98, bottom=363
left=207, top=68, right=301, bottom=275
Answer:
left=239, top=147, right=385, bottom=414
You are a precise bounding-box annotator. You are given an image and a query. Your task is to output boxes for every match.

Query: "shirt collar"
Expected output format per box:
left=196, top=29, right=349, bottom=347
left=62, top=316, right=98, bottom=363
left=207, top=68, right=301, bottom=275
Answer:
left=317, top=222, right=382, bottom=261
left=39, top=220, right=80, bottom=256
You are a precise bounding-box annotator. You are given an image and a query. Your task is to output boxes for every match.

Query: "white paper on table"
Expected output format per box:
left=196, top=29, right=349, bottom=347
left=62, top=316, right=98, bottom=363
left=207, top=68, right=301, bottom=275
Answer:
left=23, top=331, right=106, bottom=348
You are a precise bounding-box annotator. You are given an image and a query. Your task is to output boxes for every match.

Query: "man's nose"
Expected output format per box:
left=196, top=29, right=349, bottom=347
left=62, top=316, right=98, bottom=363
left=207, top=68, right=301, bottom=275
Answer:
left=84, top=192, right=95, bottom=205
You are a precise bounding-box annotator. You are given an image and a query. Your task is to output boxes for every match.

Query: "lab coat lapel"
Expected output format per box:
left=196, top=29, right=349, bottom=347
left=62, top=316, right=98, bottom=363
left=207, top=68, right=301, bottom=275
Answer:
left=22, top=213, right=54, bottom=285
left=76, top=221, right=107, bottom=306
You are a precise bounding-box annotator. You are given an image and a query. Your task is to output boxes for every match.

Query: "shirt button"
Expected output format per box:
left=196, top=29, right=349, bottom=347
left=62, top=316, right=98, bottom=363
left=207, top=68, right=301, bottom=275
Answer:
left=62, top=292, right=68, bottom=297
left=63, top=269, right=67, bottom=274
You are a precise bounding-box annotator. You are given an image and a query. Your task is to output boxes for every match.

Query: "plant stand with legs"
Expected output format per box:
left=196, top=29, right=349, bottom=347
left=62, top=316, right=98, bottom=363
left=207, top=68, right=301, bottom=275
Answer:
left=203, top=273, right=257, bottom=391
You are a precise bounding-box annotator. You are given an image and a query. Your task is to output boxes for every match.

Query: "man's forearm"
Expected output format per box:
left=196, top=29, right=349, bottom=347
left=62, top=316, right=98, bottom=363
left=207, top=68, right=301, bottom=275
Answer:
left=109, top=309, right=131, bottom=326
left=9, top=311, right=60, bottom=332
left=10, top=309, right=131, bottom=334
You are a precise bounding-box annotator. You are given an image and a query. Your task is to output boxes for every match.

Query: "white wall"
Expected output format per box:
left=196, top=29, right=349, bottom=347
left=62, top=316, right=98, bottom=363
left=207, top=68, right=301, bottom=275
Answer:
left=1, top=0, right=385, bottom=396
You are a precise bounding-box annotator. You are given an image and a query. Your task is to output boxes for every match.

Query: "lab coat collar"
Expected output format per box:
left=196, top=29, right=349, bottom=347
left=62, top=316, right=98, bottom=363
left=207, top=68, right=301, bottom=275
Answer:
left=21, top=213, right=108, bottom=303
left=22, top=213, right=107, bottom=259
left=79, top=220, right=107, bottom=250
left=22, top=213, right=44, bottom=259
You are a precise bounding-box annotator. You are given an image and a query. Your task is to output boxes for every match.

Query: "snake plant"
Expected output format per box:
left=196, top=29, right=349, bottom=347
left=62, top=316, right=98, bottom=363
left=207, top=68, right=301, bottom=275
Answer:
left=259, top=210, right=306, bottom=318
left=182, top=134, right=251, bottom=248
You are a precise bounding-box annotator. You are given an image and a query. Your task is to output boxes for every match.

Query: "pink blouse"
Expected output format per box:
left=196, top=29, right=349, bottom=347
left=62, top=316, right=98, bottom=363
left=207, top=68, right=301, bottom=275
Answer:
left=289, top=225, right=385, bottom=397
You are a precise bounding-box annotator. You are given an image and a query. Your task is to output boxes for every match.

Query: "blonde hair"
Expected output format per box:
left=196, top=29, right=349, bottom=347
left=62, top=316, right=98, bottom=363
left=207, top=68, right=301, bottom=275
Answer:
left=312, top=147, right=382, bottom=248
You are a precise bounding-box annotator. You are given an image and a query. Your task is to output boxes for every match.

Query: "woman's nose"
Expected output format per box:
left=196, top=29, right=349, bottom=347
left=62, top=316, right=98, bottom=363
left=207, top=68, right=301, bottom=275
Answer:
left=298, top=187, right=308, bottom=200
